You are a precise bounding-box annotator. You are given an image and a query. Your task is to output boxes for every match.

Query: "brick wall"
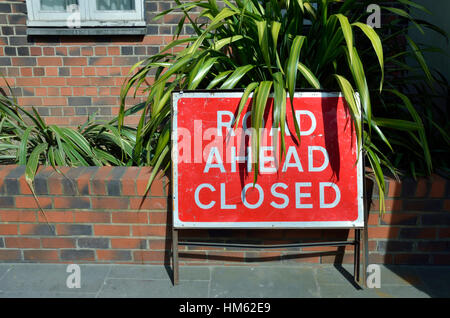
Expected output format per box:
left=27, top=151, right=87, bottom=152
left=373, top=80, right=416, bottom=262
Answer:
left=0, top=165, right=449, bottom=265
left=0, top=0, right=190, bottom=126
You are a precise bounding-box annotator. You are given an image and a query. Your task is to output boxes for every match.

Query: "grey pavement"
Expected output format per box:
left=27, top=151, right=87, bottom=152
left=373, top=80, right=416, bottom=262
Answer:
left=0, top=263, right=449, bottom=298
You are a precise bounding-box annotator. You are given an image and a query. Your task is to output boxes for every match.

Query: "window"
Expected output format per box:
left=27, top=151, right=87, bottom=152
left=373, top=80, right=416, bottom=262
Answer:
left=26, top=0, right=145, bottom=28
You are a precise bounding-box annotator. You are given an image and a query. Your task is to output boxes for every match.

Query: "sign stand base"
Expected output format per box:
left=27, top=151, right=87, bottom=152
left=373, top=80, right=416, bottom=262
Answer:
left=172, top=227, right=368, bottom=288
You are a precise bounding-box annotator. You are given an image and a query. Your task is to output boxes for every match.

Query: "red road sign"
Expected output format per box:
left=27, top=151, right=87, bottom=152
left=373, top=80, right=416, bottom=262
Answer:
left=172, top=92, right=363, bottom=228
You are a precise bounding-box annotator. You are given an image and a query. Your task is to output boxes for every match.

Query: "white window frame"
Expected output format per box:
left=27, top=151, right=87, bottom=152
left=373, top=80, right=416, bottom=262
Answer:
left=26, top=0, right=145, bottom=28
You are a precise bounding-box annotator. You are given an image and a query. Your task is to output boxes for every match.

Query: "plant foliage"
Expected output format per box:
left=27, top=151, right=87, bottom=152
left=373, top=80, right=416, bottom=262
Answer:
left=119, top=0, right=448, bottom=212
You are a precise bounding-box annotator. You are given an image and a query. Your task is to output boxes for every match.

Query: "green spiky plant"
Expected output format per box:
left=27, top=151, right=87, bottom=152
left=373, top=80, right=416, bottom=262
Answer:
left=0, top=81, right=142, bottom=189
left=115, top=0, right=447, bottom=212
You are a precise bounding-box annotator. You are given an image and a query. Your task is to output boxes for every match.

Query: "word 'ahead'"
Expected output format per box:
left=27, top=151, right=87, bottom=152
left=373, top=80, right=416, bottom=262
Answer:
left=172, top=92, right=363, bottom=228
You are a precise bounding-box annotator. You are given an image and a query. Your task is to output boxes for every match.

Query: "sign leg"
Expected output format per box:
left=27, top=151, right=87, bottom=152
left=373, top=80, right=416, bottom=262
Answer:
left=362, top=226, right=369, bottom=288
left=172, top=228, right=179, bottom=285
left=354, top=229, right=361, bottom=285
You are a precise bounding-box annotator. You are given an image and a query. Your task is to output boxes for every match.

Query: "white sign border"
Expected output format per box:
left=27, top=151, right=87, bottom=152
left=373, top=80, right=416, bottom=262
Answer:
left=171, top=91, right=364, bottom=229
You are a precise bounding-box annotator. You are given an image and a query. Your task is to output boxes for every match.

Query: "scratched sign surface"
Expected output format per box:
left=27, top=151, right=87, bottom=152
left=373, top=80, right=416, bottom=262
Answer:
left=172, top=92, right=363, bottom=228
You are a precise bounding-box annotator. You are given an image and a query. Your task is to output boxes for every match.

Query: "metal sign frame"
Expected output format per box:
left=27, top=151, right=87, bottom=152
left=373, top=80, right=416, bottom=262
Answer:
left=170, top=90, right=369, bottom=286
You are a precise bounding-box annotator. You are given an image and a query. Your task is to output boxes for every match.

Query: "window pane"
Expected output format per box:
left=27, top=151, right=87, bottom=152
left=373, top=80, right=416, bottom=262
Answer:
left=40, top=0, right=78, bottom=11
left=96, top=0, right=135, bottom=10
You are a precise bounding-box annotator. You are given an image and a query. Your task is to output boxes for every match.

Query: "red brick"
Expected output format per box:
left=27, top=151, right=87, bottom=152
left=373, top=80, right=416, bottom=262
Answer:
left=133, top=250, right=166, bottom=262
left=45, top=67, right=59, bottom=76
left=438, top=228, right=450, bottom=239
left=129, top=197, right=167, bottom=210
left=37, top=57, right=62, bottom=66
left=30, top=47, right=42, bottom=56
left=179, top=251, right=208, bottom=262
left=379, top=213, right=417, bottom=225
left=384, top=199, right=403, bottom=212
left=394, top=253, right=430, bottom=265
left=149, top=212, right=168, bottom=224
left=47, top=87, right=60, bottom=96
left=90, top=77, right=115, bottom=86
left=132, top=225, right=167, bottom=237
left=368, top=212, right=379, bottom=225
left=15, top=196, right=52, bottom=209
left=5, top=237, right=40, bottom=248
left=41, top=238, right=76, bottom=248
left=97, top=250, right=131, bottom=261
left=111, top=238, right=146, bottom=249
left=444, top=200, right=450, bottom=212
left=41, top=77, right=66, bottom=86
left=112, top=212, right=148, bottom=224
left=0, top=250, right=22, bottom=261
left=63, top=57, right=87, bottom=66
left=84, top=67, right=96, bottom=76
left=96, top=68, right=110, bottom=77
left=85, top=87, right=97, bottom=96
left=45, top=117, right=70, bottom=125
left=0, top=210, right=36, bottom=222
left=433, top=254, right=450, bottom=265
left=209, top=251, right=246, bottom=262
left=60, top=87, right=72, bottom=96
left=20, top=224, right=55, bottom=235
left=81, top=47, right=94, bottom=56
left=0, top=224, right=19, bottom=235
left=55, top=47, right=67, bottom=56
left=90, top=167, right=114, bottom=195
left=136, top=168, right=165, bottom=196
left=24, top=250, right=59, bottom=261
left=66, top=77, right=89, bottom=86
left=148, top=239, right=168, bottom=250
left=76, top=169, right=95, bottom=194
left=94, top=225, right=130, bottom=236
left=121, top=167, right=140, bottom=196
left=415, top=178, right=428, bottom=197
left=387, top=180, right=402, bottom=198
left=320, top=253, right=355, bottom=264
left=54, top=197, right=90, bottom=209
left=108, top=47, right=121, bottom=55
left=42, top=97, right=67, bottom=106
left=16, top=77, right=41, bottom=86
left=91, top=57, right=112, bottom=66
left=94, top=47, right=107, bottom=55
left=143, top=36, right=165, bottom=45
left=91, top=197, right=129, bottom=210
left=17, top=97, right=43, bottom=106
left=37, top=211, right=73, bottom=223
left=430, top=175, right=446, bottom=198
left=368, top=253, right=394, bottom=264
left=368, top=226, right=400, bottom=239
left=74, top=211, right=111, bottom=223
left=20, top=67, right=32, bottom=76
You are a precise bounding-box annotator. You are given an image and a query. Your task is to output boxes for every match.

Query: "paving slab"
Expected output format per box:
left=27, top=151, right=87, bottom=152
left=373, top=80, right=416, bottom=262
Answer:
left=0, top=264, right=111, bottom=294
left=107, top=264, right=210, bottom=282
left=413, top=266, right=450, bottom=298
left=0, top=263, right=448, bottom=298
left=0, top=264, right=12, bottom=281
left=378, top=265, right=426, bottom=286
left=209, top=266, right=319, bottom=298
left=97, top=278, right=209, bottom=298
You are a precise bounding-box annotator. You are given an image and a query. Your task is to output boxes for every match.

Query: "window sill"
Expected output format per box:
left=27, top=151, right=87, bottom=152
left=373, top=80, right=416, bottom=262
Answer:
left=26, top=27, right=147, bottom=36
